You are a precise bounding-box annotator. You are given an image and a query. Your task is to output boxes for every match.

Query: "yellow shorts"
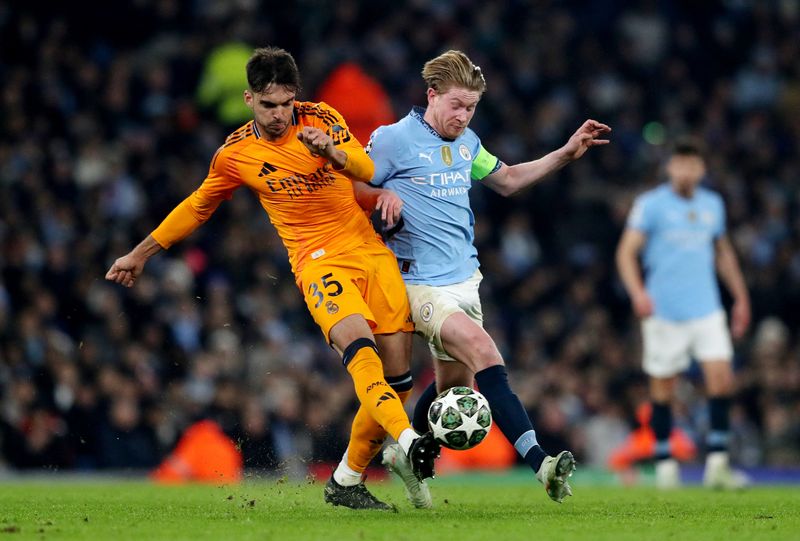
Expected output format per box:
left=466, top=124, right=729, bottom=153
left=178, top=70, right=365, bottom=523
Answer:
left=297, top=240, right=413, bottom=342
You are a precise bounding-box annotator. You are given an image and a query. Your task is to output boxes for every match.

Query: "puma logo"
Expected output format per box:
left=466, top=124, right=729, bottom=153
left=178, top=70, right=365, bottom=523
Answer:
left=418, top=151, right=434, bottom=163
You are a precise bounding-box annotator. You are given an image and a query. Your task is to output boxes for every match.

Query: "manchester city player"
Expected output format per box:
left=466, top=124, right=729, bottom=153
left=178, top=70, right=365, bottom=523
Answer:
left=349, top=50, right=610, bottom=508
left=616, top=139, right=751, bottom=489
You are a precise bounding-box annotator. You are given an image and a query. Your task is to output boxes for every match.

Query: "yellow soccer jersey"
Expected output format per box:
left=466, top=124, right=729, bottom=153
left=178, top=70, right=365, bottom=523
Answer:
left=151, top=101, right=378, bottom=275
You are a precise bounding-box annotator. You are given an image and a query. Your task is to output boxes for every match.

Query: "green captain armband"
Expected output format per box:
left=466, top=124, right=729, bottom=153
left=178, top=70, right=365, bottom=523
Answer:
left=471, top=145, right=501, bottom=180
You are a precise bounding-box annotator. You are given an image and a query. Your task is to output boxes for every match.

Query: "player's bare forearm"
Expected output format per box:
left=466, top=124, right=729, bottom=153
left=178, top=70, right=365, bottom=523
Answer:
left=327, top=148, right=349, bottom=170
left=351, top=181, right=402, bottom=227
left=716, top=235, right=751, bottom=337
left=131, top=235, right=164, bottom=260
left=500, top=150, right=573, bottom=195
left=616, top=243, right=645, bottom=298
left=616, top=229, right=654, bottom=317
left=351, top=181, right=381, bottom=211
left=715, top=236, right=749, bottom=304
left=484, top=119, right=610, bottom=196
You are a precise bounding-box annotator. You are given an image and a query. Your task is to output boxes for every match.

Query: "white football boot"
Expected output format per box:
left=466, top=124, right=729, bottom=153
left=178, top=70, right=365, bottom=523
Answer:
left=536, top=450, right=576, bottom=503
left=655, top=458, right=681, bottom=489
left=382, top=443, right=433, bottom=509
left=703, top=452, right=749, bottom=490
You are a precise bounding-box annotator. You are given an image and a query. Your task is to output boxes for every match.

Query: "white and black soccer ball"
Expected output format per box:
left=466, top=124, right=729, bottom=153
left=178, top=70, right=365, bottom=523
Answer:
left=428, top=386, right=492, bottom=450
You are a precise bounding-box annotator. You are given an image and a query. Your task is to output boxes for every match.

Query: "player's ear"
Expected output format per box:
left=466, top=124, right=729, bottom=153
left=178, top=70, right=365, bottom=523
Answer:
left=243, top=89, right=253, bottom=109
left=426, top=87, right=437, bottom=104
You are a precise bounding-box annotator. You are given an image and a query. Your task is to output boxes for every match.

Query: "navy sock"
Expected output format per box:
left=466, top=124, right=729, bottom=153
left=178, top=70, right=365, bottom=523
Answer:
left=412, top=381, right=439, bottom=433
left=651, top=401, right=672, bottom=460
left=475, top=365, right=547, bottom=472
left=707, top=397, right=730, bottom=453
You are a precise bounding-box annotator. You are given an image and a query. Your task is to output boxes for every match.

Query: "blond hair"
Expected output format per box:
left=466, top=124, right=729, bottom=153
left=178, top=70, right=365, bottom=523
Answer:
left=421, top=50, right=486, bottom=94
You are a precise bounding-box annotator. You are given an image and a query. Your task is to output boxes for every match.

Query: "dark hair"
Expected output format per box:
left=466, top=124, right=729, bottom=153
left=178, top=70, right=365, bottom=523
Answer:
left=671, top=137, right=705, bottom=158
left=246, top=47, right=301, bottom=94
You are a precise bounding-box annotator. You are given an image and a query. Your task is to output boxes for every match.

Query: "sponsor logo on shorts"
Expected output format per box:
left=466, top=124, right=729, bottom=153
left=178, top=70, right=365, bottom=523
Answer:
left=420, top=302, right=434, bottom=322
left=326, top=300, right=339, bottom=314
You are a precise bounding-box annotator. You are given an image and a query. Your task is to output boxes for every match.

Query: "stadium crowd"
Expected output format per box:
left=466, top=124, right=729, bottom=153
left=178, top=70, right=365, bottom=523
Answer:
left=1, top=0, right=799, bottom=475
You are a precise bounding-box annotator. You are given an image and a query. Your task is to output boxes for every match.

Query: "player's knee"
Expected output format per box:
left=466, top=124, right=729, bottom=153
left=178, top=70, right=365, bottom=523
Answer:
left=341, top=337, right=379, bottom=367
left=707, top=375, right=734, bottom=397
left=464, top=335, right=503, bottom=370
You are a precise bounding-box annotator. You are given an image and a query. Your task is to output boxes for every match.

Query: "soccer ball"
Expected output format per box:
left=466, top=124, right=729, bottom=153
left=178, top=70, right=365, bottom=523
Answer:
left=428, top=386, right=492, bottom=450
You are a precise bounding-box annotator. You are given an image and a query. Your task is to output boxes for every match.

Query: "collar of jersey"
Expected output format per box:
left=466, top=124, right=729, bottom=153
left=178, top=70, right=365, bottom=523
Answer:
left=411, top=106, right=455, bottom=142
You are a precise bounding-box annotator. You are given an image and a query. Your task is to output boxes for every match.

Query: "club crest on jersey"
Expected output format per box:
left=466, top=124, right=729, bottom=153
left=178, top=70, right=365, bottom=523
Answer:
left=441, top=145, right=453, bottom=166
left=459, top=144, right=472, bottom=161
left=420, top=302, right=434, bottom=322
left=326, top=300, right=339, bottom=314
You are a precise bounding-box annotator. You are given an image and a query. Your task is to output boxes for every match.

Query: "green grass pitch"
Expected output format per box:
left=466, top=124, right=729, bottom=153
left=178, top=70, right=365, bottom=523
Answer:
left=1, top=472, right=798, bottom=541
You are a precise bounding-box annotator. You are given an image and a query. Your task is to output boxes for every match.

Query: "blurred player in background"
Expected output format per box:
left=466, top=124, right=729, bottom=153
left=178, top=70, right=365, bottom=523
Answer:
left=352, top=50, right=610, bottom=507
left=616, top=139, right=751, bottom=489
left=105, top=46, right=439, bottom=510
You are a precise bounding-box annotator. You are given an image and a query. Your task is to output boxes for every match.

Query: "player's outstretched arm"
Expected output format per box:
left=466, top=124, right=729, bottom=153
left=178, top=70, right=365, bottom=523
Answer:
left=482, top=119, right=611, bottom=197
left=351, top=182, right=403, bottom=228
left=105, top=235, right=163, bottom=288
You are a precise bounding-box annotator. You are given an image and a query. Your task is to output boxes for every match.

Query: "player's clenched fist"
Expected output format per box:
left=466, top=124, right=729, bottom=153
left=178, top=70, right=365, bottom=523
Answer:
left=105, top=253, right=145, bottom=288
left=297, top=127, right=334, bottom=157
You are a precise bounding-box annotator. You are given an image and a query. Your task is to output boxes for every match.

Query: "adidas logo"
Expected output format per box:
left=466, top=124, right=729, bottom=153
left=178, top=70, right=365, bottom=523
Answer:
left=258, top=161, right=277, bottom=177
left=375, top=392, right=396, bottom=407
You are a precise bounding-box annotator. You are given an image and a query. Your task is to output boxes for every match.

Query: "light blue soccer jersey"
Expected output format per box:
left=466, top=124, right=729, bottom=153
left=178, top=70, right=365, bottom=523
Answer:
left=626, top=183, right=726, bottom=321
left=367, top=107, right=501, bottom=285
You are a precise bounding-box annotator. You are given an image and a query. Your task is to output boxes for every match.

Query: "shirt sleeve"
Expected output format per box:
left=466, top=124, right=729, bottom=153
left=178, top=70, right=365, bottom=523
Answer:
left=319, top=102, right=375, bottom=183
left=471, top=144, right=501, bottom=181
left=151, top=147, right=240, bottom=248
left=364, top=126, right=396, bottom=187
left=626, top=195, right=654, bottom=234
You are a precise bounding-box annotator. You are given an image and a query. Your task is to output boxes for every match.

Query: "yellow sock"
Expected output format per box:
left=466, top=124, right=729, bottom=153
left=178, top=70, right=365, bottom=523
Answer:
left=346, top=388, right=412, bottom=473
left=346, top=348, right=411, bottom=444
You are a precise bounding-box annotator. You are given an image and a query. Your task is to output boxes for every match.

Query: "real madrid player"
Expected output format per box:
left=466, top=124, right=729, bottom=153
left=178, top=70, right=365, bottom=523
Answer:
left=105, top=46, right=440, bottom=510
left=616, top=139, right=750, bottom=489
left=350, top=50, right=610, bottom=507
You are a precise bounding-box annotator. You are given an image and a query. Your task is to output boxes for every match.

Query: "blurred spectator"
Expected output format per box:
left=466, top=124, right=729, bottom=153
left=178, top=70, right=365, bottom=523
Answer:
left=315, top=61, right=396, bottom=143
left=196, top=42, right=254, bottom=128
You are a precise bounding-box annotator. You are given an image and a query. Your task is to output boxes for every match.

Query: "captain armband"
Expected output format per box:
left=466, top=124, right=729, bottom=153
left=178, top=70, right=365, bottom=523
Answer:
left=471, top=145, right=502, bottom=180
